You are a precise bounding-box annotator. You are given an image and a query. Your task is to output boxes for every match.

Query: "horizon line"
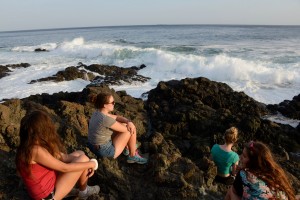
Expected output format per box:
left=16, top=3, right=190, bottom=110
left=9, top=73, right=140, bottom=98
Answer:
left=1, top=23, right=300, bottom=33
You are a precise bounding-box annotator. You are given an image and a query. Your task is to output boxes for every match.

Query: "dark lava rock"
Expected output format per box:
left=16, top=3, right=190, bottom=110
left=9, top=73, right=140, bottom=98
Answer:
left=34, top=48, right=47, bottom=52
left=86, top=64, right=150, bottom=85
left=0, top=63, right=31, bottom=79
left=0, top=77, right=299, bottom=199
left=29, top=66, right=95, bottom=83
left=267, top=94, right=300, bottom=120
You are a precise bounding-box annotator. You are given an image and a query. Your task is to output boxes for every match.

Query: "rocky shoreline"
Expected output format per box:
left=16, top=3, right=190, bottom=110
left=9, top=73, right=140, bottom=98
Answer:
left=0, top=63, right=299, bottom=199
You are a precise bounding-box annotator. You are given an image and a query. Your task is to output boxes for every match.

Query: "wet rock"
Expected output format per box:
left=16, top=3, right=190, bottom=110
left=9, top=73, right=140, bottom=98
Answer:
left=34, top=48, right=47, bottom=52
left=29, top=63, right=150, bottom=86
left=0, top=63, right=30, bottom=79
left=267, top=94, right=300, bottom=120
left=0, top=65, right=11, bottom=79
left=29, top=66, right=95, bottom=83
left=86, top=64, right=150, bottom=86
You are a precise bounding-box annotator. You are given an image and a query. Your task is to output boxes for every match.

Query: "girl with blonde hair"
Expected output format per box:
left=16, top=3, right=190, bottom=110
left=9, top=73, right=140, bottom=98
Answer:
left=211, top=127, right=239, bottom=185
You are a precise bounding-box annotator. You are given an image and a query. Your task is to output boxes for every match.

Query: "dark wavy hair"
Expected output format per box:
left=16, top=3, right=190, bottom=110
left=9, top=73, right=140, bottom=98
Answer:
left=89, top=92, right=112, bottom=109
left=16, top=110, right=66, bottom=174
left=245, top=141, right=295, bottom=200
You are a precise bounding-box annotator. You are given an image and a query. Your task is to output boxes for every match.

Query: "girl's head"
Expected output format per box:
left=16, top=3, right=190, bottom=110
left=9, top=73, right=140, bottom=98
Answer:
left=240, top=141, right=273, bottom=170
left=239, top=141, right=295, bottom=200
left=224, top=127, right=238, bottom=144
left=16, top=110, right=65, bottom=172
left=90, top=93, right=115, bottom=110
left=19, top=110, right=58, bottom=146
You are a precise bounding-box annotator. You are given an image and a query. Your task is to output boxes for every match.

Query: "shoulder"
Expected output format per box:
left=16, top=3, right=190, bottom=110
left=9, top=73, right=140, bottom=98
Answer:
left=239, top=170, right=247, bottom=177
left=90, top=111, right=107, bottom=123
left=32, top=145, right=43, bottom=154
left=92, top=111, right=103, bottom=118
left=211, top=144, right=218, bottom=153
left=211, top=144, right=219, bottom=150
left=32, top=145, right=49, bottom=155
left=211, top=144, right=221, bottom=157
left=31, top=145, right=50, bottom=163
left=106, top=113, right=117, bottom=119
left=240, top=170, right=261, bottom=184
left=101, top=114, right=116, bottom=127
left=231, top=151, right=239, bottom=160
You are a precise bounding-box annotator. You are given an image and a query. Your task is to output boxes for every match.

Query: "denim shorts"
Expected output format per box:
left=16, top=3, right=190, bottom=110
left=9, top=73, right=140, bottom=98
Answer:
left=88, top=140, right=115, bottom=158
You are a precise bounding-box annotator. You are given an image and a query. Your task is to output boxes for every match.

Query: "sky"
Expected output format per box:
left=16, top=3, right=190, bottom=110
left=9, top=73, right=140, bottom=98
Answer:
left=1, top=0, right=300, bottom=32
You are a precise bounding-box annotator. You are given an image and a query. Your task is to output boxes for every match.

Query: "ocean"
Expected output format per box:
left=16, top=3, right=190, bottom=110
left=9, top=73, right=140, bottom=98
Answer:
left=0, top=25, right=300, bottom=106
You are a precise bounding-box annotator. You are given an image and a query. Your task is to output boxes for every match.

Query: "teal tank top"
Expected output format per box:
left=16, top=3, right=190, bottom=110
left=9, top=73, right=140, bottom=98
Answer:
left=211, top=144, right=239, bottom=175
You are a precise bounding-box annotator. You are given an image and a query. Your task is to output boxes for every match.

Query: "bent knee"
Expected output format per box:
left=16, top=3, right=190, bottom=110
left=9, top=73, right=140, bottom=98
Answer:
left=72, top=150, right=85, bottom=156
left=73, top=154, right=89, bottom=162
left=76, top=150, right=85, bottom=155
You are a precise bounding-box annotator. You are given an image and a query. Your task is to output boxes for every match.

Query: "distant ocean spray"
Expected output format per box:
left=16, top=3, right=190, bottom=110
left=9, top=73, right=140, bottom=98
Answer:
left=0, top=25, right=300, bottom=105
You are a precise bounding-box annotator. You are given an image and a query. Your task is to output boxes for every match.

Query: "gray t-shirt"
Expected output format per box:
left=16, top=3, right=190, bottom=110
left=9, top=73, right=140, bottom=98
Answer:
left=88, top=111, right=116, bottom=145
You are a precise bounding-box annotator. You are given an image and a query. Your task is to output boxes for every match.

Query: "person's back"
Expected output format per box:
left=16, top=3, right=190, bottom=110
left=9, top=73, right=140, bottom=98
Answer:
left=211, top=127, right=239, bottom=185
left=18, top=161, right=56, bottom=199
left=211, top=144, right=239, bottom=175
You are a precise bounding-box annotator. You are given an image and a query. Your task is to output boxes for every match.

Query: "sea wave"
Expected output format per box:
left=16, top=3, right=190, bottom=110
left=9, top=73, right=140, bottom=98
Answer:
left=1, top=36, right=300, bottom=104
left=11, top=43, right=57, bottom=52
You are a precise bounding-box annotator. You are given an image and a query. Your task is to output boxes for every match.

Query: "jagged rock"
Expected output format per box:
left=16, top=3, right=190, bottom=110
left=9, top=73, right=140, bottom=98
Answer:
left=34, top=48, right=47, bottom=52
left=85, top=64, right=150, bottom=86
left=29, top=63, right=150, bottom=85
left=0, top=77, right=299, bottom=199
left=146, top=77, right=269, bottom=155
left=29, top=66, right=95, bottom=83
left=146, top=77, right=300, bottom=194
left=267, top=94, right=300, bottom=120
left=0, top=65, right=11, bottom=79
left=5, top=63, right=31, bottom=69
left=0, top=63, right=30, bottom=79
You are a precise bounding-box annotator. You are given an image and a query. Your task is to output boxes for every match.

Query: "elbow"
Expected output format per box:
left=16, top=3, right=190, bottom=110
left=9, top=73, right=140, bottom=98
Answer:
left=59, top=163, right=72, bottom=173
left=60, top=166, right=70, bottom=173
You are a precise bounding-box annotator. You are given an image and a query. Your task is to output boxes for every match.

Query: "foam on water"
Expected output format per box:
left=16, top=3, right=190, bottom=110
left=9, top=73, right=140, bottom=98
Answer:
left=11, top=43, right=57, bottom=52
left=0, top=64, right=89, bottom=100
left=1, top=39, right=300, bottom=104
left=0, top=26, right=300, bottom=106
left=262, top=114, right=300, bottom=128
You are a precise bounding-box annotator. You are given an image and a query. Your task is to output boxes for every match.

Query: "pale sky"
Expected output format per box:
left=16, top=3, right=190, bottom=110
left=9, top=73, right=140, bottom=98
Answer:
left=1, top=0, right=300, bottom=32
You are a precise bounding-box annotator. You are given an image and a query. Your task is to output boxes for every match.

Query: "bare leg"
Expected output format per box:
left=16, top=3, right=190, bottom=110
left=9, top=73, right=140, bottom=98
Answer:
left=112, top=130, right=137, bottom=158
left=63, top=150, right=85, bottom=163
left=54, top=154, right=90, bottom=200
left=225, top=186, right=241, bottom=200
left=225, top=187, right=231, bottom=200
left=69, top=150, right=85, bottom=157
left=112, top=131, right=129, bottom=151
left=127, top=131, right=137, bottom=157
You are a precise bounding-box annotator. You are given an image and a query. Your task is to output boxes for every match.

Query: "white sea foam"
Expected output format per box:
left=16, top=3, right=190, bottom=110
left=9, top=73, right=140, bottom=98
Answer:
left=262, top=114, right=300, bottom=128
left=11, top=43, right=57, bottom=52
left=0, top=26, right=300, bottom=106
left=1, top=39, right=300, bottom=105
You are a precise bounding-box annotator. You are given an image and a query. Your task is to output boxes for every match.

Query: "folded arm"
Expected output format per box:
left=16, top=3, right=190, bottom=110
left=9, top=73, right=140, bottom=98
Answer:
left=32, top=146, right=95, bottom=173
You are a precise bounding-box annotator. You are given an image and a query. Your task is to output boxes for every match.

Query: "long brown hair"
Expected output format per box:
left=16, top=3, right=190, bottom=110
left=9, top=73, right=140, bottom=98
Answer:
left=245, top=141, right=295, bottom=200
left=89, top=92, right=112, bottom=109
left=16, top=110, right=66, bottom=174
